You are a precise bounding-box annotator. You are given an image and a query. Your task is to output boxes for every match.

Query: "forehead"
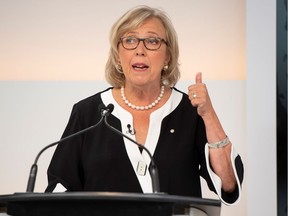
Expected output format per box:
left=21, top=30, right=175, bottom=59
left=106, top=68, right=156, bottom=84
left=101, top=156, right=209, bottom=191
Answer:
left=126, top=18, right=166, bottom=36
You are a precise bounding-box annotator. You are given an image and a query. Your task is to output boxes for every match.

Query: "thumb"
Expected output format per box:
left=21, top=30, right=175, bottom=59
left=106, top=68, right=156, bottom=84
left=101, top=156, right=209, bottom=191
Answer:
left=195, top=72, right=202, bottom=84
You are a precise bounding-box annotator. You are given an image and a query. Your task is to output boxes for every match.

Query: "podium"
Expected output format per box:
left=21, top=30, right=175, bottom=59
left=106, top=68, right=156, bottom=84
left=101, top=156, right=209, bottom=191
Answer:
left=0, top=192, right=221, bottom=216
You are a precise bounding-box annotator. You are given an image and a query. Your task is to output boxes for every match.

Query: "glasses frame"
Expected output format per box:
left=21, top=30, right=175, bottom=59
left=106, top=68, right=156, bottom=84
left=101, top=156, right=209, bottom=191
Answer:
left=119, top=36, right=168, bottom=51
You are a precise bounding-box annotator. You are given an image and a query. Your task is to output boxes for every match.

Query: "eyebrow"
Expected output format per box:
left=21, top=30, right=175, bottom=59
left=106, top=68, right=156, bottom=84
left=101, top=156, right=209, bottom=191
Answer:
left=125, top=31, right=160, bottom=37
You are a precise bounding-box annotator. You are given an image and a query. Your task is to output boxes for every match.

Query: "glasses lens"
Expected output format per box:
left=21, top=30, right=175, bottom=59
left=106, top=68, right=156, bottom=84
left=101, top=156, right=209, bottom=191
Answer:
left=120, top=37, right=164, bottom=50
left=121, top=37, right=138, bottom=50
left=144, top=38, right=161, bottom=50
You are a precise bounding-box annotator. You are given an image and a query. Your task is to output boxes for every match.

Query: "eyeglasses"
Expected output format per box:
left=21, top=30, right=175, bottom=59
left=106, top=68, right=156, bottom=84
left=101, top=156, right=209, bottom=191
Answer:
left=119, top=36, right=168, bottom=51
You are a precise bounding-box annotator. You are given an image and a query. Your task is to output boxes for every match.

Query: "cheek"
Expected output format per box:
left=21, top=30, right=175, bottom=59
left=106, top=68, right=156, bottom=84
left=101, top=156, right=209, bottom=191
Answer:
left=118, top=50, right=132, bottom=65
left=151, top=53, right=167, bottom=67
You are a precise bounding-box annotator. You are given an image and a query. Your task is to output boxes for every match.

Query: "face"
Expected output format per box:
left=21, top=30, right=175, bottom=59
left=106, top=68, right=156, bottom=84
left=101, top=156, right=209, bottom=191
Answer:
left=117, top=18, right=170, bottom=88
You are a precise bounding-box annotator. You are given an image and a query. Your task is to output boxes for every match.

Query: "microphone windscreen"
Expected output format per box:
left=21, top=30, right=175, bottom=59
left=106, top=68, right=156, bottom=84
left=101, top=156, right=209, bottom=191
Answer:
left=107, top=104, right=114, bottom=113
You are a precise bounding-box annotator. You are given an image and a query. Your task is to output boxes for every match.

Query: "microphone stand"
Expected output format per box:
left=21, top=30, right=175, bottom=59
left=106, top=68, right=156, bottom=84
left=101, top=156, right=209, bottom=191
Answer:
left=103, top=114, right=160, bottom=193
left=26, top=103, right=161, bottom=194
left=26, top=116, right=105, bottom=193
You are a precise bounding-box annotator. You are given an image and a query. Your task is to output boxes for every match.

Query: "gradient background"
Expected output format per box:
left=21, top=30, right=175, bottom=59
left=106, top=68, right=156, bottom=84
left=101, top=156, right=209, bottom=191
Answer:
left=0, top=0, right=276, bottom=215
left=0, top=1, right=245, bottom=81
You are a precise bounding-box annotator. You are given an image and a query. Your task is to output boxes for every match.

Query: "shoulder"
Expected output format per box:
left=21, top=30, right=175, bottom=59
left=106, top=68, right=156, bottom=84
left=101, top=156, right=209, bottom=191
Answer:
left=71, top=87, right=113, bottom=118
left=172, top=87, right=192, bottom=108
left=74, top=87, right=112, bottom=108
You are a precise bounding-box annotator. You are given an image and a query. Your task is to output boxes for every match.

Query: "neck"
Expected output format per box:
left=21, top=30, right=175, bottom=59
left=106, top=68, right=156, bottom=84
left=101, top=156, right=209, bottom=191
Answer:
left=120, top=85, right=165, bottom=111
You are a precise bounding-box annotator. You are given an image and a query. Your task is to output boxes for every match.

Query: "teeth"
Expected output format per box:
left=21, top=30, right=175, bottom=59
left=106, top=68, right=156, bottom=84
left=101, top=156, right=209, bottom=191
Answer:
left=133, top=65, right=147, bottom=68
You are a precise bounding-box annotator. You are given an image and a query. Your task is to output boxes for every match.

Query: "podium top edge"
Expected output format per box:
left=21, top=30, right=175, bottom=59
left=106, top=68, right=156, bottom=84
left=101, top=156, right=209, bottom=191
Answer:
left=0, top=192, right=221, bottom=207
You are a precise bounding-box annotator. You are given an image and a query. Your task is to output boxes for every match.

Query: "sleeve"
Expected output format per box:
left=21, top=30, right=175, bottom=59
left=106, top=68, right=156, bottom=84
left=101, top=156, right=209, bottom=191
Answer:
left=196, top=116, right=244, bottom=205
left=204, top=144, right=244, bottom=205
left=45, top=104, right=84, bottom=192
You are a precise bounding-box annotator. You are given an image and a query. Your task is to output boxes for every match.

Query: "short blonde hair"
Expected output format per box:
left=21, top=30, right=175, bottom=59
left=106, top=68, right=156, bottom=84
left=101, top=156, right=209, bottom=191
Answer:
left=105, top=5, right=180, bottom=88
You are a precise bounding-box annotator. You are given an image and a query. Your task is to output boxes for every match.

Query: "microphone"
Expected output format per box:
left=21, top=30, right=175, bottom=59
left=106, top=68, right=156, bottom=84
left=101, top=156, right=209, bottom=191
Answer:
left=26, top=104, right=110, bottom=192
left=103, top=104, right=161, bottom=193
left=126, top=124, right=136, bottom=135
left=100, top=103, right=114, bottom=117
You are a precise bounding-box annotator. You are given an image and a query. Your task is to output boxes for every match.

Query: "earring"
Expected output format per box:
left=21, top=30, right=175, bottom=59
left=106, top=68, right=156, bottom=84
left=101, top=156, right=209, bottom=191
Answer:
left=163, top=64, right=169, bottom=71
left=116, top=64, right=123, bottom=74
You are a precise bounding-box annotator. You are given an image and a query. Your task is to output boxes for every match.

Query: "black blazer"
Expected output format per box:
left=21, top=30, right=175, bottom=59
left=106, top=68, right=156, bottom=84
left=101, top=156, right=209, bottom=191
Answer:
left=46, top=88, right=243, bottom=204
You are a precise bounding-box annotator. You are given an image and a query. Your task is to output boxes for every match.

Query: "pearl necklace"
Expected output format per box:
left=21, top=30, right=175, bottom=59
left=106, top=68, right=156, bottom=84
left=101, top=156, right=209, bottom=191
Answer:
left=120, top=86, right=165, bottom=111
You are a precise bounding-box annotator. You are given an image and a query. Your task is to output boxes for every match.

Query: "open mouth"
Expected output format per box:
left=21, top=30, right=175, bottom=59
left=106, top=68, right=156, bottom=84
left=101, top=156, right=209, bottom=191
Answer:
left=132, top=64, right=149, bottom=70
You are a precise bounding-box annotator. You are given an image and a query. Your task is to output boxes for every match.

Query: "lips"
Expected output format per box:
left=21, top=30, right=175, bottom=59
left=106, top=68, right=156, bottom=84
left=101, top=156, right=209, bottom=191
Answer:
left=132, top=63, right=149, bottom=70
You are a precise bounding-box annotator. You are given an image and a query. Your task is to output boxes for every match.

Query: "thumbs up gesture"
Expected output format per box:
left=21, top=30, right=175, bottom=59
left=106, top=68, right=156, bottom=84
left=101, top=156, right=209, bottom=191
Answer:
left=188, top=72, right=214, bottom=118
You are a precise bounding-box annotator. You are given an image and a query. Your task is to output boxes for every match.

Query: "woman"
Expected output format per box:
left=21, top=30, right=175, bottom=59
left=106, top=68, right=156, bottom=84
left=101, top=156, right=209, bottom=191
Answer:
left=46, top=5, right=243, bottom=205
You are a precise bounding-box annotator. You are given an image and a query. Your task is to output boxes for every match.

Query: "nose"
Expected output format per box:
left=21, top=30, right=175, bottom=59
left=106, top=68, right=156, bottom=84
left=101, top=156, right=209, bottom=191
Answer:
left=135, top=41, right=146, bottom=56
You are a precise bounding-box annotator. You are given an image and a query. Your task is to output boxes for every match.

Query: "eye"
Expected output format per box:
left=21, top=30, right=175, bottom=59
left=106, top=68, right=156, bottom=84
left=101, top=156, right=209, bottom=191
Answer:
left=146, top=37, right=160, bottom=45
left=124, top=36, right=137, bottom=44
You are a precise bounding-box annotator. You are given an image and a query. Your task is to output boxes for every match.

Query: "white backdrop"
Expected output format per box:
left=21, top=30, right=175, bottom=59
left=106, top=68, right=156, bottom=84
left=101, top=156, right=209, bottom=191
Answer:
left=0, top=80, right=246, bottom=216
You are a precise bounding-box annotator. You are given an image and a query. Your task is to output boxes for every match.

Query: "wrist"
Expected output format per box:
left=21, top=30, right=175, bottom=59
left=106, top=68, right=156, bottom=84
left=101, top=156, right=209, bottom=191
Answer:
left=207, top=136, right=230, bottom=149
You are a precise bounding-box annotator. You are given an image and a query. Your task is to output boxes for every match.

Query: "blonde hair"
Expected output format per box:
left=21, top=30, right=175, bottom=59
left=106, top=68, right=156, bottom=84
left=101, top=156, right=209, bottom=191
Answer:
left=105, top=5, right=180, bottom=88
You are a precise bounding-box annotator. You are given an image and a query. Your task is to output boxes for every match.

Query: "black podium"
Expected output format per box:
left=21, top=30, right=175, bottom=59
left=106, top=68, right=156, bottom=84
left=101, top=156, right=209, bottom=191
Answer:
left=0, top=192, right=221, bottom=216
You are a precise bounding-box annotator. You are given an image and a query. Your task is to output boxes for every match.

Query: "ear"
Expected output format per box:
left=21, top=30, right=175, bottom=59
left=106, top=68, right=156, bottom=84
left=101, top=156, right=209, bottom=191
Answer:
left=116, top=57, right=121, bottom=65
left=165, top=50, right=171, bottom=64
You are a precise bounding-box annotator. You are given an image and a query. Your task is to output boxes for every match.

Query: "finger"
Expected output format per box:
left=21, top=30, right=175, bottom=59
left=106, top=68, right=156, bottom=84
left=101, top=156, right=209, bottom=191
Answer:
left=190, top=95, right=199, bottom=107
left=195, top=72, right=202, bottom=84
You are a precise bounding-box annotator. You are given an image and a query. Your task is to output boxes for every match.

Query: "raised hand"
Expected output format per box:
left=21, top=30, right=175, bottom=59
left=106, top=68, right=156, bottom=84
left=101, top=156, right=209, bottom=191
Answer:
left=188, top=72, right=214, bottom=118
